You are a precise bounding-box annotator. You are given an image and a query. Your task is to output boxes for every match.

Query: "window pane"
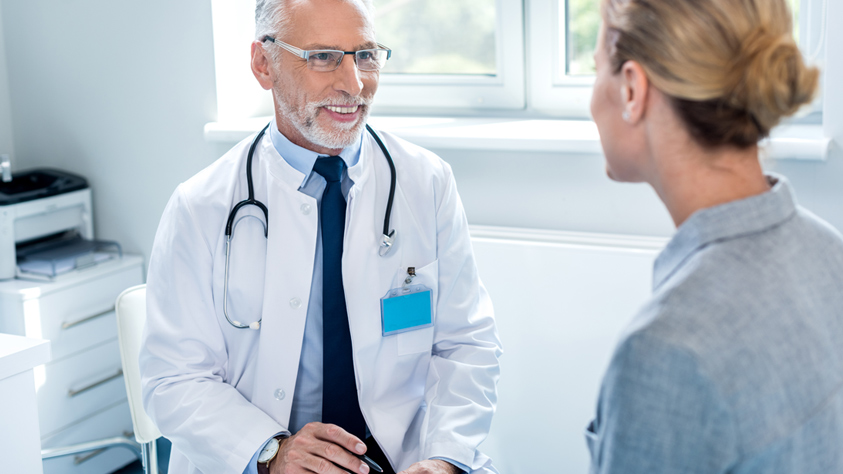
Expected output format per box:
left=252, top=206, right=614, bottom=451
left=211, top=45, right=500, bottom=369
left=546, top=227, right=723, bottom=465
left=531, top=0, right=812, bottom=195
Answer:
left=373, top=0, right=497, bottom=75
left=564, top=0, right=600, bottom=76
left=562, top=0, right=800, bottom=78
left=786, top=0, right=800, bottom=43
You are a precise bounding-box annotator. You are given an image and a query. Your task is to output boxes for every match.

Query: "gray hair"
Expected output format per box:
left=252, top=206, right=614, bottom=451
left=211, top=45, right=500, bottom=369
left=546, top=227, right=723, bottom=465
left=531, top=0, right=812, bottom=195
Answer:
left=255, top=0, right=375, bottom=48
left=255, top=0, right=291, bottom=42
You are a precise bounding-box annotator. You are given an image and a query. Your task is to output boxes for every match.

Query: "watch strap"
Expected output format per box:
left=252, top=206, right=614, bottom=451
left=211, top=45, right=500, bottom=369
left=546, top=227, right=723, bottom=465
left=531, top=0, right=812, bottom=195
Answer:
left=257, top=434, right=288, bottom=473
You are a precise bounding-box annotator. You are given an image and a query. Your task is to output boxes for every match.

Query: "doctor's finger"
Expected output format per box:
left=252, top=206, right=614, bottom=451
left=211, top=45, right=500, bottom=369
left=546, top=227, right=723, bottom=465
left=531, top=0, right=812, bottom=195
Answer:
left=300, top=447, right=368, bottom=474
left=296, top=437, right=369, bottom=474
left=312, top=423, right=367, bottom=455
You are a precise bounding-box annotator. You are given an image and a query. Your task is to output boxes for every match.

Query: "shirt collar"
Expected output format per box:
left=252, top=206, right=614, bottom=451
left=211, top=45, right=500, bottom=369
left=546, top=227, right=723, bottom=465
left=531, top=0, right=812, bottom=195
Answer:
left=269, top=118, right=362, bottom=188
left=653, top=173, right=797, bottom=290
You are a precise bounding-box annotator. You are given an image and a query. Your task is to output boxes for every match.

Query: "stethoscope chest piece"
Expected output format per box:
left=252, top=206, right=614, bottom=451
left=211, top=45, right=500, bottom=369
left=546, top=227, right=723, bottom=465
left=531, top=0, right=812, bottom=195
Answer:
left=379, top=231, right=395, bottom=257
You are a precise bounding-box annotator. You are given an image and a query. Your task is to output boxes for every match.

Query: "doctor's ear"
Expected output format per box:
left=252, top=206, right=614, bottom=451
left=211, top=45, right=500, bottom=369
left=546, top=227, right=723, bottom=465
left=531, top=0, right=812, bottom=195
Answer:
left=619, top=60, right=649, bottom=124
left=251, top=41, right=274, bottom=91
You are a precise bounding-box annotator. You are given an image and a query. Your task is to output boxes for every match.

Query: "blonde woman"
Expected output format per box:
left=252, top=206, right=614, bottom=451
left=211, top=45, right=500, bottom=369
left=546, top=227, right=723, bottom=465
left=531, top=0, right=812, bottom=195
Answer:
left=586, top=0, right=843, bottom=472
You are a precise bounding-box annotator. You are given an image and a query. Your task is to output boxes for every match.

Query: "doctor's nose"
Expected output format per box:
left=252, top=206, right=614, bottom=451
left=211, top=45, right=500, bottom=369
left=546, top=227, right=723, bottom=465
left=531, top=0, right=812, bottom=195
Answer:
left=332, top=55, right=364, bottom=97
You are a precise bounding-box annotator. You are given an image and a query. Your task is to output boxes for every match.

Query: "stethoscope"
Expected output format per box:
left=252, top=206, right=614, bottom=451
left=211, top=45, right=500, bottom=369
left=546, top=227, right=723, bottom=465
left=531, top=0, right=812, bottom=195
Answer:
left=223, top=123, right=397, bottom=330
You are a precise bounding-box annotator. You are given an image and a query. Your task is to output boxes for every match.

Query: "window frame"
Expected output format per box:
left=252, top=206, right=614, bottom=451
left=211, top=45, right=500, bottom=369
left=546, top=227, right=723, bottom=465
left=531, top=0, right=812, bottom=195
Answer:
left=527, top=0, right=825, bottom=120
left=210, top=0, right=826, bottom=123
left=372, top=0, right=526, bottom=113
left=526, top=0, right=593, bottom=118
left=799, top=0, right=827, bottom=116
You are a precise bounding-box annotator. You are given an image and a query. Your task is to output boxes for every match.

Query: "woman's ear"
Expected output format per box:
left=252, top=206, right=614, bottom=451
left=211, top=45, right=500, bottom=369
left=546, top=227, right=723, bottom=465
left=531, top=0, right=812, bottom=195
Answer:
left=620, top=60, right=649, bottom=124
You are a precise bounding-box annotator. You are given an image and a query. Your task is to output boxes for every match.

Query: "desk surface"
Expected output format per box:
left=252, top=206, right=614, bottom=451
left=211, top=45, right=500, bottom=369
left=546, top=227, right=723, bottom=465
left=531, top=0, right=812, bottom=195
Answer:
left=0, top=333, right=50, bottom=380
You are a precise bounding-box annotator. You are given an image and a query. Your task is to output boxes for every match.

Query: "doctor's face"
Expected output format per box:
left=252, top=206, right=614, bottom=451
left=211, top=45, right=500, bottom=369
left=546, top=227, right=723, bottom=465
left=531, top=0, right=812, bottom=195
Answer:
left=257, top=0, right=379, bottom=155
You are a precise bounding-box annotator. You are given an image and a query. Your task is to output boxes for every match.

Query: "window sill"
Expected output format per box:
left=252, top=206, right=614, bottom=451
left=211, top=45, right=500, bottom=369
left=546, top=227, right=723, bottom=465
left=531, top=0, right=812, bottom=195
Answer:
left=204, top=117, right=831, bottom=161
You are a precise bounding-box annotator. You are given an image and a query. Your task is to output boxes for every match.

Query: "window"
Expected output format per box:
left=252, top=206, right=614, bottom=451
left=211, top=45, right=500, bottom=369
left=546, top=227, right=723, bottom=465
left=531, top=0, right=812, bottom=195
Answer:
left=529, top=0, right=823, bottom=118
left=527, top=0, right=595, bottom=116
left=793, top=0, right=827, bottom=116
left=210, top=0, right=825, bottom=123
left=371, top=0, right=525, bottom=112
left=374, top=1, right=497, bottom=76
left=564, top=0, right=600, bottom=76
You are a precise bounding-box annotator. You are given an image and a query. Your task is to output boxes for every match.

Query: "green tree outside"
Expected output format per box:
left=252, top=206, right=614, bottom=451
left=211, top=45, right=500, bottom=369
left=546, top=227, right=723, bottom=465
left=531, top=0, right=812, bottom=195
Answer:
left=374, top=0, right=497, bottom=75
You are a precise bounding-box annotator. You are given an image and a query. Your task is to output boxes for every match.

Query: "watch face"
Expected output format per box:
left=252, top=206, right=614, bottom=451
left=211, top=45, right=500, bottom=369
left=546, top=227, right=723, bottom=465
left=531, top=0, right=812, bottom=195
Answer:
left=258, top=437, right=280, bottom=463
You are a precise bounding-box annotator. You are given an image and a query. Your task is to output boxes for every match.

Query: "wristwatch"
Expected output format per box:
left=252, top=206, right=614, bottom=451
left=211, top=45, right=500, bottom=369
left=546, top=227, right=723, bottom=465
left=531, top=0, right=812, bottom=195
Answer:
left=257, top=435, right=286, bottom=471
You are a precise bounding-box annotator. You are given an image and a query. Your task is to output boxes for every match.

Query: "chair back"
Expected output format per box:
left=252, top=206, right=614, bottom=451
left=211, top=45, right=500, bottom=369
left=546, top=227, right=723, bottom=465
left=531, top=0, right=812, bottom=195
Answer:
left=115, top=284, right=162, bottom=444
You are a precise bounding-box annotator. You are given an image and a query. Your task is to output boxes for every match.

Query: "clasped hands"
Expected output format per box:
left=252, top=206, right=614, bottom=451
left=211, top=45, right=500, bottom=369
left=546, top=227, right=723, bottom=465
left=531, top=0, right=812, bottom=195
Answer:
left=268, top=422, right=460, bottom=474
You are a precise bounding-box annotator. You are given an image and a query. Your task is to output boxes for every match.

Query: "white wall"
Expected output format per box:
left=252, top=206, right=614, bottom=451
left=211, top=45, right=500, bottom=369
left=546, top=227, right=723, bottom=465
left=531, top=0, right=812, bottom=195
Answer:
left=1, top=0, right=841, bottom=263
left=0, top=0, right=228, bottom=264
left=0, top=1, right=14, bottom=160
left=436, top=148, right=675, bottom=236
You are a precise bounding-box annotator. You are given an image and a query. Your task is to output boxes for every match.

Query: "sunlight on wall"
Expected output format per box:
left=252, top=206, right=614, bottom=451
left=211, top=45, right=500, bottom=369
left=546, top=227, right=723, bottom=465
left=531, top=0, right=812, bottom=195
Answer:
left=33, top=364, right=46, bottom=393
left=23, top=298, right=46, bottom=392
left=23, top=299, right=42, bottom=340
left=211, top=0, right=272, bottom=121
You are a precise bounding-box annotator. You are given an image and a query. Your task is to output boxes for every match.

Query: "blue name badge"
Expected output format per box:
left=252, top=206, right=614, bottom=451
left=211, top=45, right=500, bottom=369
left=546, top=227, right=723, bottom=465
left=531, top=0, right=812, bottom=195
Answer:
left=380, top=284, right=433, bottom=336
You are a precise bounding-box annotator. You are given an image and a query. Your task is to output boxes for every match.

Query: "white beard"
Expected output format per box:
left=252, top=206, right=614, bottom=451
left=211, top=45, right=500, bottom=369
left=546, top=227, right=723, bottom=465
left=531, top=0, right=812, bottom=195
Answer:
left=274, top=87, right=372, bottom=150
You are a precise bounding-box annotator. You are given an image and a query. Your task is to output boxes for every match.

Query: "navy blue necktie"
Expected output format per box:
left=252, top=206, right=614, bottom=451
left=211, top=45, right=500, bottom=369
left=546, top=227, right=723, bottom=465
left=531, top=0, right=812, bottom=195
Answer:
left=314, top=156, right=366, bottom=439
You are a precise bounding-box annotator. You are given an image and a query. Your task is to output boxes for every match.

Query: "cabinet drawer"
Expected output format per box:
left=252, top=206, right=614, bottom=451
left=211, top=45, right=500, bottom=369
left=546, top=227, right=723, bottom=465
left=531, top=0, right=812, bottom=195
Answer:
left=38, top=339, right=127, bottom=437
left=42, top=400, right=136, bottom=474
left=34, top=263, right=143, bottom=361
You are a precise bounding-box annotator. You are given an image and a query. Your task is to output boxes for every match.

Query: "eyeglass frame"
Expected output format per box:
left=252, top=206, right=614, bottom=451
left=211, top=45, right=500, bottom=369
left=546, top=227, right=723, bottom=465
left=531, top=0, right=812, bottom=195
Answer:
left=262, top=36, right=392, bottom=72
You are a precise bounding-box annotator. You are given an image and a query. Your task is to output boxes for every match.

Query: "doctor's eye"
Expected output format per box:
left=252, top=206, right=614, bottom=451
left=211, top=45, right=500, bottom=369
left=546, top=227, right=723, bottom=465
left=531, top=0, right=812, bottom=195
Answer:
left=311, top=52, right=334, bottom=61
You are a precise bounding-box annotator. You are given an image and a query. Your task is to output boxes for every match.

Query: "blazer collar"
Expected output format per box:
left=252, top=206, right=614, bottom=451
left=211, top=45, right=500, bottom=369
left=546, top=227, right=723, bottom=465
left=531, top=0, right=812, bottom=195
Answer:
left=653, top=173, right=797, bottom=290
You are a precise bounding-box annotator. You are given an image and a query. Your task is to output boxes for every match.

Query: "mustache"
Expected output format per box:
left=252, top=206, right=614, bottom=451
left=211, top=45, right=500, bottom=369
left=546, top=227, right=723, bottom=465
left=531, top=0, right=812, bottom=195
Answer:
left=312, top=94, right=373, bottom=108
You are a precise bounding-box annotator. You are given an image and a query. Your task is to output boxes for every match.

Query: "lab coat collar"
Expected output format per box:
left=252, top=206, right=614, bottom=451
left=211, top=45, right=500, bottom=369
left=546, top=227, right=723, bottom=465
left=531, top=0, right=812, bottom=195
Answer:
left=259, top=132, right=308, bottom=191
left=652, top=173, right=797, bottom=290
left=347, top=129, right=374, bottom=192
left=269, top=118, right=362, bottom=189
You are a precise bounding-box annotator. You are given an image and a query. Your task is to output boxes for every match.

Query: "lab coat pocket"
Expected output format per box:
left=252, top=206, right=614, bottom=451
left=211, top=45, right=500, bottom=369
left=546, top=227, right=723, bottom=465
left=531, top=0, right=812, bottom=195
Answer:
left=395, top=259, right=437, bottom=356
left=397, top=326, right=435, bottom=356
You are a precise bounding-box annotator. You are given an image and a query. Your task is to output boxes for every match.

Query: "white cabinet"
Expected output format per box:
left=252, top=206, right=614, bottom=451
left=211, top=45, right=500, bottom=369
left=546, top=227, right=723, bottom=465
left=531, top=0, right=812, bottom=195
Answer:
left=0, top=255, right=144, bottom=474
left=0, top=334, right=51, bottom=474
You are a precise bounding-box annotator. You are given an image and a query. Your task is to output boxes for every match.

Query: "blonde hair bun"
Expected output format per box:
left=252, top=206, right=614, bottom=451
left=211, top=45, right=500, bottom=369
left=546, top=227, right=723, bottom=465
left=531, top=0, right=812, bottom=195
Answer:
left=731, top=27, right=819, bottom=134
left=603, top=0, right=820, bottom=148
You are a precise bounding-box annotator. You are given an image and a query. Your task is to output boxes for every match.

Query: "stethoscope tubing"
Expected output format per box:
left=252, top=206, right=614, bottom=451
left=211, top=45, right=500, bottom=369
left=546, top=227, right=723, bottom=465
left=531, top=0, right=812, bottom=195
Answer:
left=223, top=122, right=396, bottom=329
left=366, top=123, right=396, bottom=241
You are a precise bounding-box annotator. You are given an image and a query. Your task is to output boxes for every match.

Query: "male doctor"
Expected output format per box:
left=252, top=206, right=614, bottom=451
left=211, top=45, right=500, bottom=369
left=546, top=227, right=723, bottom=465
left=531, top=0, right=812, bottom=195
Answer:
left=139, top=0, right=502, bottom=473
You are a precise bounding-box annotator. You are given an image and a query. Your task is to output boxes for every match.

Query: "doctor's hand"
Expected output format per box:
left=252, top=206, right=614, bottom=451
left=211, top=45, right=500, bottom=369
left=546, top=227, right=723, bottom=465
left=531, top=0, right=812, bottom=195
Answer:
left=270, top=422, right=370, bottom=474
left=398, top=460, right=461, bottom=474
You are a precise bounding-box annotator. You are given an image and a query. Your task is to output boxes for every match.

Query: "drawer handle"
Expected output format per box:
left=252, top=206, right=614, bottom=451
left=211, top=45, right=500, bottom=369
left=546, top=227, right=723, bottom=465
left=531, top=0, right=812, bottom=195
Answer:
left=74, top=448, right=106, bottom=465
left=68, top=369, right=123, bottom=398
left=61, top=306, right=115, bottom=330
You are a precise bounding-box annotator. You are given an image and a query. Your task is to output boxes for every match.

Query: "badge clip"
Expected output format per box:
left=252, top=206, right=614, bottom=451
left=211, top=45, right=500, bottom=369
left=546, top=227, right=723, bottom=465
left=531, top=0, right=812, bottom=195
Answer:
left=403, top=267, right=416, bottom=286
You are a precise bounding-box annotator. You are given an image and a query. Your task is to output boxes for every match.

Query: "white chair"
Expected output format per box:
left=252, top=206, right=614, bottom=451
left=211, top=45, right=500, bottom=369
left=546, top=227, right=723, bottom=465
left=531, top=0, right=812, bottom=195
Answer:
left=40, top=286, right=151, bottom=468
left=115, top=284, right=162, bottom=474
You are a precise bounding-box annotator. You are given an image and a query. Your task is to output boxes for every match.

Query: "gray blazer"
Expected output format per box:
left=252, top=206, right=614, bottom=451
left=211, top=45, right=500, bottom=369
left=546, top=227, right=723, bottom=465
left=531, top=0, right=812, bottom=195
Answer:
left=587, top=175, right=843, bottom=473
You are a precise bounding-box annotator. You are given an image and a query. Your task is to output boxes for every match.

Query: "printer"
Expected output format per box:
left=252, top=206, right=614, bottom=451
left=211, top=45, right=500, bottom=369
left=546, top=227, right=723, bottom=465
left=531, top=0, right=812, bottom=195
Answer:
left=0, top=168, right=93, bottom=280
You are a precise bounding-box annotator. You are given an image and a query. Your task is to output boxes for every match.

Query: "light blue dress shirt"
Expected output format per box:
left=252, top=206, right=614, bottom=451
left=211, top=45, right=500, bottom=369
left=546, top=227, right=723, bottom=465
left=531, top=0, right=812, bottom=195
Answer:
left=246, top=121, right=467, bottom=474
left=587, top=174, right=843, bottom=473
left=268, top=122, right=361, bottom=436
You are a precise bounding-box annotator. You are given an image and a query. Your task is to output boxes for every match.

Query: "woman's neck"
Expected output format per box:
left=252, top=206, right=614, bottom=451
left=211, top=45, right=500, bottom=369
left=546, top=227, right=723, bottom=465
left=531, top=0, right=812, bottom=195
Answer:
left=649, top=142, right=771, bottom=228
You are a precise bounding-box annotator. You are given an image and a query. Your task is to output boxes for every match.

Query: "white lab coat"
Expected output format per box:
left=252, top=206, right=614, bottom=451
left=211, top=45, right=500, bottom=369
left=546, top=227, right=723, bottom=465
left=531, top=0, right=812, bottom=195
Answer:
left=140, top=129, right=502, bottom=474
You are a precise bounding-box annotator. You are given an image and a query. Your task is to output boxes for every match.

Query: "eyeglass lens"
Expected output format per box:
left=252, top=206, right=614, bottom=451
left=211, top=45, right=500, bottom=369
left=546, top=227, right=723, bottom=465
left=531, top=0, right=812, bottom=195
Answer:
left=308, top=50, right=389, bottom=72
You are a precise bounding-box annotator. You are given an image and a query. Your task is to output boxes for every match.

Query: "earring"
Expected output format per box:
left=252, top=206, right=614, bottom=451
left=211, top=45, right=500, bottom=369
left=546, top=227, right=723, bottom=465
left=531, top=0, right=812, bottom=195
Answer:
left=622, top=110, right=631, bottom=122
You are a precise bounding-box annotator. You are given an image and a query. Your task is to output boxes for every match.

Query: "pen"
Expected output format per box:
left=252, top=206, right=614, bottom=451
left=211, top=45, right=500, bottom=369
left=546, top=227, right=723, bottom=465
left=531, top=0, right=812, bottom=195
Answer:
left=334, top=453, right=384, bottom=474
left=356, top=453, right=384, bottom=473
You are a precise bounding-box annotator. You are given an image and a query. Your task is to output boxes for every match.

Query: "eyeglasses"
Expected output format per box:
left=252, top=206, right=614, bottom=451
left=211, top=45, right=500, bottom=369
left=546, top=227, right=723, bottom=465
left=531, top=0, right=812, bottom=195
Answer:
left=263, top=36, right=391, bottom=72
